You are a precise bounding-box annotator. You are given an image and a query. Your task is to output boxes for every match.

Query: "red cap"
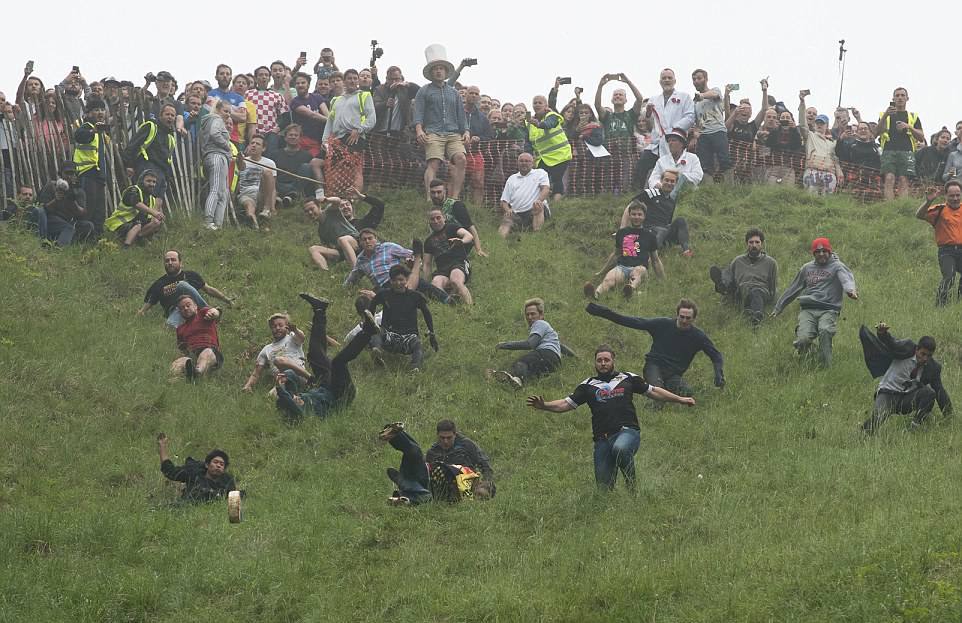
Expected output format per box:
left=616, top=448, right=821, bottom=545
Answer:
left=811, top=237, right=832, bottom=253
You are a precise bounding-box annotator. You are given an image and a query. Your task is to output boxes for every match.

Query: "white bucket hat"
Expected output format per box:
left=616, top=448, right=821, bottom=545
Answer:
left=422, top=44, right=456, bottom=82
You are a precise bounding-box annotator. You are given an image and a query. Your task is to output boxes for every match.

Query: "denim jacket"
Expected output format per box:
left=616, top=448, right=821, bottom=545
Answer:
left=414, top=82, right=467, bottom=134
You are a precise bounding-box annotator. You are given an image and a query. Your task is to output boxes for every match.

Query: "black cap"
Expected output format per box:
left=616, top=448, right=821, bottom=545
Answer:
left=156, top=71, right=175, bottom=82
left=85, top=97, right=106, bottom=112
left=101, top=76, right=121, bottom=86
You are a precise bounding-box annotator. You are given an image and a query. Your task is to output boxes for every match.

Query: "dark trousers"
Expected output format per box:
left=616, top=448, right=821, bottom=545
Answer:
left=539, top=160, right=569, bottom=195
left=306, top=306, right=371, bottom=403
left=388, top=430, right=432, bottom=503
left=643, top=360, right=691, bottom=396
left=415, top=279, right=450, bottom=304
left=79, top=171, right=106, bottom=235
left=634, top=150, right=660, bottom=190
left=863, top=387, right=937, bottom=432
left=510, top=349, right=560, bottom=381
left=650, top=219, right=690, bottom=252
left=45, top=212, right=95, bottom=246
left=936, top=245, right=962, bottom=306
left=696, top=131, right=732, bottom=175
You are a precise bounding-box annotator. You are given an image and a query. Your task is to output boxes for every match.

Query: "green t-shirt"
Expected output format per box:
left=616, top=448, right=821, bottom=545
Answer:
left=602, top=109, right=638, bottom=139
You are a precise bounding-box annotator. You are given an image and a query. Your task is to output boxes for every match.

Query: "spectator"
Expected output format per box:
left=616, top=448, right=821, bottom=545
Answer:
left=798, top=93, right=842, bottom=195
left=636, top=69, right=695, bottom=190
left=72, top=97, right=109, bottom=235
left=34, top=161, right=94, bottom=247
left=139, top=250, right=232, bottom=328
left=594, top=73, right=643, bottom=194
left=313, top=48, right=339, bottom=81
left=206, top=64, right=244, bottom=110
left=16, top=62, right=44, bottom=115
left=235, top=135, right=277, bottom=230
left=489, top=298, right=575, bottom=389
left=245, top=66, right=288, bottom=152
left=499, top=152, right=551, bottom=238
left=157, top=434, right=237, bottom=503
left=725, top=79, right=769, bottom=146
left=124, top=102, right=177, bottom=207
left=268, top=124, right=323, bottom=207
left=199, top=100, right=235, bottom=230
left=691, top=69, right=732, bottom=183
left=915, top=182, right=962, bottom=306
left=763, top=110, right=803, bottom=185
left=0, top=184, right=39, bottom=223
left=373, top=65, right=419, bottom=138
left=103, top=170, right=165, bottom=247
left=170, top=296, right=223, bottom=382
left=414, top=45, right=469, bottom=200
left=322, top=68, right=375, bottom=196
left=708, top=228, right=778, bottom=326
left=230, top=74, right=257, bottom=148
left=584, top=200, right=663, bottom=300
left=648, top=130, right=703, bottom=197
left=308, top=189, right=385, bottom=270
left=270, top=59, right=299, bottom=103
left=526, top=94, right=571, bottom=201
left=464, top=85, right=492, bottom=205
left=772, top=237, right=857, bottom=367
left=835, top=121, right=881, bottom=199
left=422, top=207, right=474, bottom=305
left=290, top=72, right=328, bottom=158
left=945, top=127, right=962, bottom=183
left=526, top=344, right=695, bottom=491
left=182, top=94, right=204, bottom=140
left=367, top=264, right=438, bottom=371
left=573, top=104, right=606, bottom=195
left=876, top=87, right=924, bottom=200
left=145, top=71, right=185, bottom=136
left=915, top=128, right=951, bottom=183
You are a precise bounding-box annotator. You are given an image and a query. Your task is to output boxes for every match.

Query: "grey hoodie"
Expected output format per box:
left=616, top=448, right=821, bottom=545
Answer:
left=774, top=253, right=856, bottom=313
left=199, top=114, right=231, bottom=160
left=943, top=143, right=962, bottom=183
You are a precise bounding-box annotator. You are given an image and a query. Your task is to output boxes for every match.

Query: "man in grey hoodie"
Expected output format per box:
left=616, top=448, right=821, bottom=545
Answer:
left=709, top=227, right=778, bottom=326
left=200, top=100, right=235, bottom=229
left=772, top=237, right=857, bottom=366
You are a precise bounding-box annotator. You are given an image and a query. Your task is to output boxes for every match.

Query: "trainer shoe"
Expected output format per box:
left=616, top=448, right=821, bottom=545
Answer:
left=582, top=281, right=597, bottom=300
left=299, top=292, right=330, bottom=311
left=259, top=209, right=272, bottom=219
left=494, top=370, right=523, bottom=389
left=709, top=265, right=724, bottom=291
left=387, top=496, right=411, bottom=506
left=281, top=195, right=293, bottom=208
left=622, top=283, right=634, bottom=300
left=379, top=422, right=405, bottom=441
left=362, top=310, right=382, bottom=336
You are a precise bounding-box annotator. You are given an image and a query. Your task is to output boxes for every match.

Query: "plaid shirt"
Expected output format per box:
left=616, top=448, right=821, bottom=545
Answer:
left=344, top=242, right=412, bottom=287
left=245, top=88, right=288, bottom=135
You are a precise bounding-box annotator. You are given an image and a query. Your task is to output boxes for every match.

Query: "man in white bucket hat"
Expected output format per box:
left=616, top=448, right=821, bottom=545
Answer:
left=414, top=44, right=470, bottom=201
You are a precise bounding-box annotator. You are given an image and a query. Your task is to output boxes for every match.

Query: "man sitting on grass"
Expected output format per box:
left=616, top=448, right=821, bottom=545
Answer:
left=489, top=297, right=575, bottom=388
left=584, top=201, right=663, bottom=300
left=170, top=295, right=223, bottom=382
left=103, top=170, right=165, bottom=248
left=158, top=433, right=237, bottom=502
left=366, top=264, right=439, bottom=372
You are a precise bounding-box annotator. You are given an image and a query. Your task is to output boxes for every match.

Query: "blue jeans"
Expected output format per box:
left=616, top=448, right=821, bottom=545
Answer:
left=593, top=427, right=641, bottom=490
left=43, top=211, right=95, bottom=246
left=165, top=282, right=209, bottom=327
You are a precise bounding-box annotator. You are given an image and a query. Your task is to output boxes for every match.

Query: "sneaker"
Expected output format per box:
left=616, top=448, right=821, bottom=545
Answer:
left=184, top=358, right=195, bottom=382
left=682, top=249, right=694, bottom=258
left=379, top=422, right=405, bottom=441
left=622, top=283, right=634, bottom=300
left=355, top=295, right=370, bottom=317
left=709, top=265, right=723, bottom=289
left=410, top=367, right=421, bottom=374
left=281, top=196, right=293, bottom=208
left=259, top=209, right=271, bottom=219
left=411, top=238, right=424, bottom=258
left=204, top=223, right=219, bottom=231
left=387, top=496, right=411, bottom=506
left=582, top=281, right=597, bottom=300
left=362, top=310, right=381, bottom=336
left=370, top=346, right=386, bottom=367
left=299, top=292, right=330, bottom=311
left=494, top=370, right=523, bottom=389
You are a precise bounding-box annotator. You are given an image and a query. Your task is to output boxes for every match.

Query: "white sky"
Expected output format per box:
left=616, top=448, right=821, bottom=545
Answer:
left=2, top=0, right=957, bottom=134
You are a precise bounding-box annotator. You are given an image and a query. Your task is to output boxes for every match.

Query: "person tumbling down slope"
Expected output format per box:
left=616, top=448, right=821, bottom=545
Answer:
left=488, top=298, right=575, bottom=389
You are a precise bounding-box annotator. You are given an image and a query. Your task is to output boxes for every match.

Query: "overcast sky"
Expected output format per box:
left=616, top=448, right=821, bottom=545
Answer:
left=2, top=0, right=956, bottom=133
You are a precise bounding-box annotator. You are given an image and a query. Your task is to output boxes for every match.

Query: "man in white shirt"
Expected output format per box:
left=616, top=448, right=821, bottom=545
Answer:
left=242, top=312, right=308, bottom=392
left=499, top=152, right=551, bottom=238
left=649, top=130, right=704, bottom=198
left=636, top=68, right=695, bottom=189
left=236, top=135, right=277, bottom=230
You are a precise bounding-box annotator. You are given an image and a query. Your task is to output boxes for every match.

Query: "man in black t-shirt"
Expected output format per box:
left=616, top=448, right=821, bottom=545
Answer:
left=367, top=264, right=438, bottom=371
left=267, top=124, right=323, bottom=206
left=527, top=344, right=694, bottom=490
left=585, top=201, right=663, bottom=300
left=139, top=249, right=233, bottom=328
left=876, top=87, right=924, bottom=200
left=422, top=207, right=475, bottom=305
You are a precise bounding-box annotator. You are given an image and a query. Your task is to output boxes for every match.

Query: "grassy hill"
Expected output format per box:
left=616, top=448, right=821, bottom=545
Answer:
left=3, top=184, right=962, bottom=622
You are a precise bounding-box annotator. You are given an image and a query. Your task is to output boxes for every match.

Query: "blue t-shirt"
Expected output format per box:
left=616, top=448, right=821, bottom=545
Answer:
left=529, top=320, right=561, bottom=358
left=207, top=89, right=244, bottom=108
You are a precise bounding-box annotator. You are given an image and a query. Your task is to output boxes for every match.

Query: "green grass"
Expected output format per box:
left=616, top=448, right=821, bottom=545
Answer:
left=3, top=184, right=962, bottom=622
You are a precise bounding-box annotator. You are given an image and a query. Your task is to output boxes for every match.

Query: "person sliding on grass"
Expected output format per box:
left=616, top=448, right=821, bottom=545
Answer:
left=366, top=264, right=438, bottom=372
left=488, top=297, right=575, bottom=388
left=272, top=293, right=379, bottom=421
left=526, top=344, right=694, bottom=491
left=170, top=295, right=223, bottom=382
left=584, top=200, right=663, bottom=301
left=157, top=433, right=238, bottom=502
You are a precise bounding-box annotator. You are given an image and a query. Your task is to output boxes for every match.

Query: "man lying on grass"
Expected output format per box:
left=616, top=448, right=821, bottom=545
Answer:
left=157, top=433, right=238, bottom=502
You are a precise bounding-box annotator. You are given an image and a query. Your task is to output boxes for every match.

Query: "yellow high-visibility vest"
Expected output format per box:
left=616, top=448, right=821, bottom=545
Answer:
left=527, top=111, right=572, bottom=167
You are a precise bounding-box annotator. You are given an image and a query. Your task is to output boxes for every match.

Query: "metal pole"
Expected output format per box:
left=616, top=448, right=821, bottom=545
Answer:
left=837, top=39, right=847, bottom=108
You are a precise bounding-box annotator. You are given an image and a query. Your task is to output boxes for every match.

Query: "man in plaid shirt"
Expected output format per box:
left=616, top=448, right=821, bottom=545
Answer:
left=343, top=228, right=451, bottom=303
left=245, top=66, right=288, bottom=151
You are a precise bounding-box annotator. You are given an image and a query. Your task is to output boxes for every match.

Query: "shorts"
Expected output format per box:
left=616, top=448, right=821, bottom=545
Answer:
left=237, top=187, right=260, bottom=203
left=115, top=213, right=150, bottom=237
left=299, top=135, right=322, bottom=158
left=190, top=347, right=224, bottom=369
left=615, top=264, right=645, bottom=280
left=465, top=151, right=485, bottom=174
left=382, top=331, right=421, bottom=355
left=507, top=204, right=551, bottom=229
left=880, top=150, right=916, bottom=177
left=434, top=260, right=470, bottom=282
left=425, top=133, right=466, bottom=161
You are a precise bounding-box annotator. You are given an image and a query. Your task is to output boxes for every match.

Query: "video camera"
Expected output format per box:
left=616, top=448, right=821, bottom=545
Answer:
left=370, top=40, right=384, bottom=67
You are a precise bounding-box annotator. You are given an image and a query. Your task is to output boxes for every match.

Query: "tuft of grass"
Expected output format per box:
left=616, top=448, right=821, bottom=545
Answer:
left=2, top=185, right=962, bottom=621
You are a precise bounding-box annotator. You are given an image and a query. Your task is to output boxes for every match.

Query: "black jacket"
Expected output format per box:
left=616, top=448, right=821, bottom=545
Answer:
left=859, top=325, right=952, bottom=415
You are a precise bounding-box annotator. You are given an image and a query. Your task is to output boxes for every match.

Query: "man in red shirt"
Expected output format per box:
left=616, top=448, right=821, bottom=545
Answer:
left=916, top=180, right=962, bottom=306
left=172, top=295, right=223, bottom=381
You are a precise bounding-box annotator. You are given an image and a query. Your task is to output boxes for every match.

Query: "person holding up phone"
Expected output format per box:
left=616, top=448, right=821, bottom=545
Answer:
left=594, top=72, right=644, bottom=194
left=876, top=87, right=924, bottom=200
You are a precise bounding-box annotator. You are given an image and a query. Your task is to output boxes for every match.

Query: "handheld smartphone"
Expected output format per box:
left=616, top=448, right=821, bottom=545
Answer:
left=727, top=83, right=740, bottom=91
left=72, top=65, right=80, bottom=73
left=889, top=101, right=895, bottom=107
left=26, top=60, right=34, bottom=73
left=558, top=77, right=572, bottom=85
left=525, top=111, right=532, bottom=122
left=801, top=89, right=811, bottom=97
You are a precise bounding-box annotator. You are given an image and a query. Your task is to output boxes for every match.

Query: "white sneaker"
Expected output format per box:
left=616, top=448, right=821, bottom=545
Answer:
left=494, top=370, right=523, bottom=389
left=259, top=209, right=271, bottom=219
left=205, top=223, right=219, bottom=231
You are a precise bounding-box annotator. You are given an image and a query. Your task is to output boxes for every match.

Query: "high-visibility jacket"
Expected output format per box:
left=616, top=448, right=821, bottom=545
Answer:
left=72, top=122, right=101, bottom=174
left=104, top=184, right=155, bottom=232
left=878, top=110, right=920, bottom=152
left=527, top=111, right=572, bottom=167
left=132, top=120, right=176, bottom=170
left=329, top=91, right=372, bottom=125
